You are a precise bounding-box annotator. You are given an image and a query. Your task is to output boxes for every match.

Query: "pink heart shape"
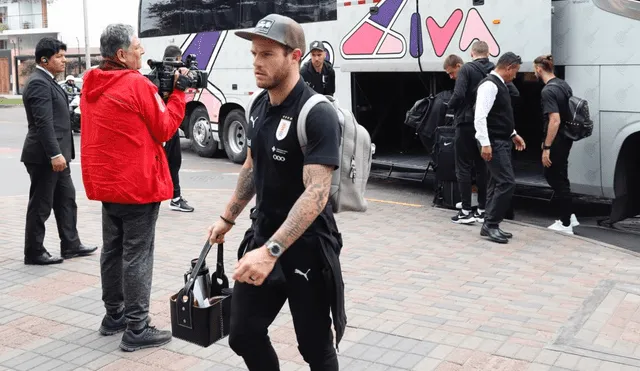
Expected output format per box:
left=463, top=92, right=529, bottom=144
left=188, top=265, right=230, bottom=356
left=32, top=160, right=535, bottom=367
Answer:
left=426, top=9, right=463, bottom=57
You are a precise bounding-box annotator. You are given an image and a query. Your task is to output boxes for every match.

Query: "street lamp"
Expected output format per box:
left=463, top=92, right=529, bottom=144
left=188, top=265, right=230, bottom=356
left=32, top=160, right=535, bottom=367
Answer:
left=82, top=0, right=90, bottom=70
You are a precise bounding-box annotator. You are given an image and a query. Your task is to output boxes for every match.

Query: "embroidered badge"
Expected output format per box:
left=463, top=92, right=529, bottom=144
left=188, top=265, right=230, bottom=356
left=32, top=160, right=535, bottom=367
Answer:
left=275, top=116, right=293, bottom=141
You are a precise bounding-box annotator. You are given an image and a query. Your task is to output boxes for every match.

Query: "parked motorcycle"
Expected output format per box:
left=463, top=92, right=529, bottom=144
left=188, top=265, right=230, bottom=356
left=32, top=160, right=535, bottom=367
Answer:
left=69, top=93, right=81, bottom=133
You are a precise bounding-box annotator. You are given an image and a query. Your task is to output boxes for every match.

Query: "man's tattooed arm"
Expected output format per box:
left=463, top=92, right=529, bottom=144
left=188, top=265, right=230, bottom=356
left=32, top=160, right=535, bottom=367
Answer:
left=269, top=164, right=333, bottom=250
left=222, top=149, right=256, bottom=221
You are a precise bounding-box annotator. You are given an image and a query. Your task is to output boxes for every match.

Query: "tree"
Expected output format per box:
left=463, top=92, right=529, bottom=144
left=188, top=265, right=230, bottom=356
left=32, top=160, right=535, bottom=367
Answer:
left=0, top=1, right=57, bottom=4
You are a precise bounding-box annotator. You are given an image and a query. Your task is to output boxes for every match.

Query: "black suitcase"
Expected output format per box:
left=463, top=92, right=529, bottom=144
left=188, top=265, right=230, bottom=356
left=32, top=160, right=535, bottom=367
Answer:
left=433, top=180, right=461, bottom=209
left=433, top=125, right=457, bottom=182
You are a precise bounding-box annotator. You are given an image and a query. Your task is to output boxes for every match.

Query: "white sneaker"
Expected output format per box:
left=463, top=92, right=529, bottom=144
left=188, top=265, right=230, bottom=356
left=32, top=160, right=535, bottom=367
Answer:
left=456, top=202, right=462, bottom=209
left=548, top=220, right=574, bottom=235
left=570, top=214, right=580, bottom=227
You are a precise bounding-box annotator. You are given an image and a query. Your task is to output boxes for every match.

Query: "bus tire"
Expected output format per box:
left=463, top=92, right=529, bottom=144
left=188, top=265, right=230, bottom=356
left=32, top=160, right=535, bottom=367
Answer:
left=610, top=133, right=640, bottom=222
left=189, top=106, right=218, bottom=158
left=222, top=109, right=248, bottom=164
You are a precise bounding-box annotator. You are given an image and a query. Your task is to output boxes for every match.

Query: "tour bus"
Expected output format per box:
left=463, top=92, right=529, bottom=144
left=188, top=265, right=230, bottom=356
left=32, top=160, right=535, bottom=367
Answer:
left=137, top=0, right=640, bottom=222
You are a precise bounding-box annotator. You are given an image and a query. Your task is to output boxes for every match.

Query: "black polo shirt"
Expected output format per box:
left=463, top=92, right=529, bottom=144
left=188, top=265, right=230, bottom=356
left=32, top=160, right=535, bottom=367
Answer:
left=247, top=77, right=342, bottom=244
left=541, top=77, right=573, bottom=137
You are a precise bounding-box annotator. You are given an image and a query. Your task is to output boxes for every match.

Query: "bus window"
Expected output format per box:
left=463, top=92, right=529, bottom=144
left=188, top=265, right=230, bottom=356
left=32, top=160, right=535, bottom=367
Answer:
left=139, top=0, right=337, bottom=38
left=138, top=0, right=182, bottom=38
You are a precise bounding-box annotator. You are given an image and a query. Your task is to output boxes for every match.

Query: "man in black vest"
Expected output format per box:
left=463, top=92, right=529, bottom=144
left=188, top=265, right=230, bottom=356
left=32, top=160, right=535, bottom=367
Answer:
left=474, top=52, right=526, bottom=244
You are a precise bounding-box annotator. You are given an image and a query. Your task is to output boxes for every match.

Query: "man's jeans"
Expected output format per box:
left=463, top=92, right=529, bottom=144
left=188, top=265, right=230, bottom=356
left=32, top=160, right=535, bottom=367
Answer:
left=100, top=202, right=160, bottom=330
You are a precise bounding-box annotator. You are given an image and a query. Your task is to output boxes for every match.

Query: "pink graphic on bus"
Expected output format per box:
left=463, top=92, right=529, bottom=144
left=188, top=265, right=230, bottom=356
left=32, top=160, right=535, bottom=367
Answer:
left=340, top=0, right=408, bottom=58
left=425, top=9, right=463, bottom=57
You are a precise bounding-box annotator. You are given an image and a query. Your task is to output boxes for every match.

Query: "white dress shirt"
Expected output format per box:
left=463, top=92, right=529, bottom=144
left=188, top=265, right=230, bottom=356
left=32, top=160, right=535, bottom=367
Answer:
left=36, top=65, right=54, bottom=79
left=35, top=65, right=63, bottom=160
left=474, top=70, right=517, bottom=147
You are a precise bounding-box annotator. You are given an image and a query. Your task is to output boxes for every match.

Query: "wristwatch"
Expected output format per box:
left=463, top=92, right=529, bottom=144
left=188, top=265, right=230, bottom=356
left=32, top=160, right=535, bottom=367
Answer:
left=266, top=240, right=284, bottom=258
left=543, top=144, right=552, bottom=150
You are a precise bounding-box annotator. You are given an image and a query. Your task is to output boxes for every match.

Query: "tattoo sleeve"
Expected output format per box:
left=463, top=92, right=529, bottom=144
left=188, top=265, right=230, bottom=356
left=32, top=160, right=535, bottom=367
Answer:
left=269, top=164, right=333, bottom=250
left=544, top=113, right=561, bottom=146
left=222, top=150, right=256, bottom=221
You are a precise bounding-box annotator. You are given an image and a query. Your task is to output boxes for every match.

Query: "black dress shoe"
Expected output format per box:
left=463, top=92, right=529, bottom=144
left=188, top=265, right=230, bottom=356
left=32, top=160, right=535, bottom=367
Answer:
left=25, top=252, right=63, bottom=265
left=62, top=244, right=98, bottom=259
left=498, top=229, right=513, bottom=239
left=480, top=225, right=508, bottom=244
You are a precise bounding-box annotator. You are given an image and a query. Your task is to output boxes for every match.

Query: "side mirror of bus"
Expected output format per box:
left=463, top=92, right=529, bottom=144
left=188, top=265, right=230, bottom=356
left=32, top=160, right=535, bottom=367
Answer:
left=369, top=7, right=379, bottom=15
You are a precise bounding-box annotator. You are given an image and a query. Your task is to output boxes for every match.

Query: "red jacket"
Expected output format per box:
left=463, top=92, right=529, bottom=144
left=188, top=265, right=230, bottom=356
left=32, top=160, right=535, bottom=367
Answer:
left=80, top=68, right=186, bottom=204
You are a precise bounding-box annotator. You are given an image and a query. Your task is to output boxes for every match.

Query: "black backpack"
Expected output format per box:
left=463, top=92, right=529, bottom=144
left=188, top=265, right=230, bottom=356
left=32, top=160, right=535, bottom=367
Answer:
left=404, top=90, right=453, bottom=153
left=547, top=82, right=594, bottom=141
left=404, top=96, right=431, bottom=131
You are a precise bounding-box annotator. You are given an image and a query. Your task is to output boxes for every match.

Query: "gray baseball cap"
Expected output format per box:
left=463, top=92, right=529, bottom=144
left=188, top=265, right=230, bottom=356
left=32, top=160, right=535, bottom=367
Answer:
left=235, top=14, right=306, bottom=55
left=309, top=40, right=324, bottom=52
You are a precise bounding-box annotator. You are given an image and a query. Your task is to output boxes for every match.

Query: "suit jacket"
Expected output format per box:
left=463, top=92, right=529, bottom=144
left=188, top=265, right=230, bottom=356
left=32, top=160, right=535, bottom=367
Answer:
left=20, top=68, right=74, bottom=164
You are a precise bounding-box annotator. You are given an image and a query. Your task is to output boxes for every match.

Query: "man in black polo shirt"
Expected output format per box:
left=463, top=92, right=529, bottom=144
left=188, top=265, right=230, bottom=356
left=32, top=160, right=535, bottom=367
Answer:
left=474, top=52, right=526, bottom=244
left=534, top=54, right=579, bottom=234
left=206, top=14, right=345, bottom=371
left=300, top=40, right=335, bottom=96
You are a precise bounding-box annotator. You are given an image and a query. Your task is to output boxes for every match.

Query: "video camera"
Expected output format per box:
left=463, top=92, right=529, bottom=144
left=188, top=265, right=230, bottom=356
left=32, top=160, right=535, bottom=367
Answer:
left=145, top=54, right=208, bottom=98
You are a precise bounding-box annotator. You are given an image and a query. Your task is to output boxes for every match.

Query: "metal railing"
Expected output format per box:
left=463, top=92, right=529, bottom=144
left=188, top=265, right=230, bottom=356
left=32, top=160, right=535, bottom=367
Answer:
left=0, top=13, right=46, bottom=31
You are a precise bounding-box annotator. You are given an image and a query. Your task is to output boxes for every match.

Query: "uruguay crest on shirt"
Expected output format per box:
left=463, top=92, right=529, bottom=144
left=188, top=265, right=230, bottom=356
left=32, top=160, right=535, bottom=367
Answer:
left=276, top=116, right=293, bottom=141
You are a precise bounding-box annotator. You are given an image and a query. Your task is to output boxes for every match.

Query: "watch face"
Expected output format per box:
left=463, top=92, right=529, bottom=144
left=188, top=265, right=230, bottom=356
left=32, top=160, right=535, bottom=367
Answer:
left=268, top=243, right=282, bottom=256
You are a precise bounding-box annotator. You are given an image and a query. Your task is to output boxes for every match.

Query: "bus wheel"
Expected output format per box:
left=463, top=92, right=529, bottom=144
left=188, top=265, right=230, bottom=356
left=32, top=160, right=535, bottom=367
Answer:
left=189, top=106, right=218, bottom=158
left=222, top=109, right=248, bottom=164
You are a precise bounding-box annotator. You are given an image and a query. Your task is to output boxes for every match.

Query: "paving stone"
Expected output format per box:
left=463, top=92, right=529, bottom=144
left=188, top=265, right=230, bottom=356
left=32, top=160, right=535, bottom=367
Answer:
left=377, top=349, right=405, bottom=366
left=1, top=176, right=640, bottom=370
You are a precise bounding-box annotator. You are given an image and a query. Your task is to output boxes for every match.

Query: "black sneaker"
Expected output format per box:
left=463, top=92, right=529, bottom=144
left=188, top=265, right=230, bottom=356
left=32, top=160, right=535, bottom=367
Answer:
left=169, top=197, right=194, bottom=212
left=99, top=313, right=152, bottom=336
left=120, top=325, right=172, bottom=352
left=474, top=209, right=486, bottom=223
left=451, top=210, right=475, bottom=224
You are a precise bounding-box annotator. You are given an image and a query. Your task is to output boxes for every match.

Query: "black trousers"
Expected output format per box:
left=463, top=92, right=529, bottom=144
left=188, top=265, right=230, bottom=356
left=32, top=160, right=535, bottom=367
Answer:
left=100, top=202, right=160, bottom=330
left=24, top=163, right=80, bottom=257
left=543, top=135, right=573, bottom=226
left=455, top=124, right=487, bottom=210
left=228, top=235, right=338, bottom=371
left=164, top=130, right=181, bottom=199
left=484, top=139, right=516, bottom=228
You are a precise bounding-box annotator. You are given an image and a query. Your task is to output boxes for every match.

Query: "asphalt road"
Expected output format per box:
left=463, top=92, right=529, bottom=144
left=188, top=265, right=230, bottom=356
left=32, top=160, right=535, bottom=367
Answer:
left=2, top=105, right=638, bottom=253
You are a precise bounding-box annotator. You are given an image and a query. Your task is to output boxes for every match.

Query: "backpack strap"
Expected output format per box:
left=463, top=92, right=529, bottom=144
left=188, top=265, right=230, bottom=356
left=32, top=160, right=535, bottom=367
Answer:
left=547, top=81, right=572, bottom=98
left=297, top=94, right=331, bottom=151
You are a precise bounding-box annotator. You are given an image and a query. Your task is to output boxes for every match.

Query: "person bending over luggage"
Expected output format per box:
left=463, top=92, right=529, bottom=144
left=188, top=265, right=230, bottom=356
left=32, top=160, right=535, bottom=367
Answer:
left=474, top=52, right=526, bottom=244
left=443, top=43, right=492, bottom=224
left=534, top=54, right=579, bottom=234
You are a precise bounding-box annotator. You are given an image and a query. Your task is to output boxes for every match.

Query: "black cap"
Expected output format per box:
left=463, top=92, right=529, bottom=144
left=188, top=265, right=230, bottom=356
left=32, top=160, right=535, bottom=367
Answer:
left=497, top=52, right=522, bottom=67
left=309, top=40, right=324, bottom=52
left=235, top=14, right=306, bottom=55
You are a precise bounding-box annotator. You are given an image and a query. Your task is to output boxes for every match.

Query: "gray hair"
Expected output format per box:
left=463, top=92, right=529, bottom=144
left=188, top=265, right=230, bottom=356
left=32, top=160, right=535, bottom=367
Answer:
left=100, top=24, right=136, bottom=58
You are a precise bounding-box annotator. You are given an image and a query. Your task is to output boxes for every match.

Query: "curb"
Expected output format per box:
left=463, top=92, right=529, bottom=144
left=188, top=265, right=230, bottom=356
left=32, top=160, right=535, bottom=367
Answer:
left=427, top=203, right=640, bottom=258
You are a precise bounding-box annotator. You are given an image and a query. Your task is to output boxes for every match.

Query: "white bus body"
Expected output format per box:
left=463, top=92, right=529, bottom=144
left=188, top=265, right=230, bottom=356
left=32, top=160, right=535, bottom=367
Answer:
left=138, top=0, right=640, bottom=222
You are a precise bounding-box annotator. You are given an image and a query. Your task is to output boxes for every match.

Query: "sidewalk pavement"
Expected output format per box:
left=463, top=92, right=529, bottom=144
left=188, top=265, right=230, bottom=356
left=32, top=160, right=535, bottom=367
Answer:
left=1, top=189, right=640, bottom=371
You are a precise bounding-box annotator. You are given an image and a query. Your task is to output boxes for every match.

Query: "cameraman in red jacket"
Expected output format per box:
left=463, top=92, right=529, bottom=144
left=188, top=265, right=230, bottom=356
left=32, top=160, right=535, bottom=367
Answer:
left=80, top=23, right=189, bottom=352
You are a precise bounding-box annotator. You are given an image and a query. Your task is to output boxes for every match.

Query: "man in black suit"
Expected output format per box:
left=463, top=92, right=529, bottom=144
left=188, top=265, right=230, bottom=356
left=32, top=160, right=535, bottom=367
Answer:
left=20, top=37, right=97, bottom=265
